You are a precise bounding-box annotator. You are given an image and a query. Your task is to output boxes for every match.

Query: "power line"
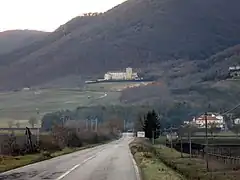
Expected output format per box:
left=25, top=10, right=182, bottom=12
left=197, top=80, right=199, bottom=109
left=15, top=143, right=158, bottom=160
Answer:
left=221, top=103, right=240, bottom=115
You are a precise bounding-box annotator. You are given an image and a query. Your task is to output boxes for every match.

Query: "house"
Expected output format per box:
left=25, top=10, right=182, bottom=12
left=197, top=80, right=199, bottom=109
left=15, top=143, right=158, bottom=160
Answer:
left=193, top=113, right=224, bottom=128
left=183, top=121, right=190, bottom=125
left=234, top=118, right=240, bottom=125
left=229, top=66, right=240, bottom=78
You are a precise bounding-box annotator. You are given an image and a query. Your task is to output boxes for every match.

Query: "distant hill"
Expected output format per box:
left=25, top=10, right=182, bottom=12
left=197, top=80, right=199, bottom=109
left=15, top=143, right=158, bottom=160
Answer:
left=0, top=30, right=49, bottom=54
left=0, top=0, right=240, bottom=89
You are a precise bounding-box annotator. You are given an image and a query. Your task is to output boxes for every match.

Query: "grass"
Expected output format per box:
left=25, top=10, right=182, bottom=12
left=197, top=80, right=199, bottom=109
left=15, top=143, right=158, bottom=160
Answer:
left=130, top=139, right=185, bottom=180
left=85, top=82, right=145, bottom=92
left=154, top=144, right=240, bottom=180
left=0, top=154, right=44, bottom=173
left=0, top=88, right=123, bottom=124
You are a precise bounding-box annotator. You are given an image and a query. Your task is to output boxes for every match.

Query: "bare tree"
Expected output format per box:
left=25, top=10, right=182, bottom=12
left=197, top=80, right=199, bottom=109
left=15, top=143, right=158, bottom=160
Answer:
left=8, top=120, right=14, bottom=133
left=51, top=125, right=69, bottom=149
left=231, top=124, right=240, bottom=137
left=15, top=121, right=20, bottom=128
left=134, top=115, right=144, bottom=133
left=29, top=117, right=37, bottom=128
left=7, top=133, right=17, bottom=155
left=8, top=120, right=14, bottom=128
left=208, top=123, right=220, bottom=139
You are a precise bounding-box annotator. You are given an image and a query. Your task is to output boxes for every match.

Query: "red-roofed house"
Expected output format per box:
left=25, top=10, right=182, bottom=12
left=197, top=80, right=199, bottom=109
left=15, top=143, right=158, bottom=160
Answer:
left=193, top=113, right=224, bottom=128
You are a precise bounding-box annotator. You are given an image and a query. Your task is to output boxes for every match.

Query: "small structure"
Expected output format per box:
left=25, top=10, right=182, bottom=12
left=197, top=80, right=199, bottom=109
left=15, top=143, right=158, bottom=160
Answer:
left=137, top=131, right=145, bottom=138
left=229, top=66, right=240, bottom=78
left=234, top=118, right=240, bottom=125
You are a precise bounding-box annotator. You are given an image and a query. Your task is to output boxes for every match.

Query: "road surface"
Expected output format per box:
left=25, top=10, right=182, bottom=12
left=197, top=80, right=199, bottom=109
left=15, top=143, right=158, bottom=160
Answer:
left=0, top=133, right=139, bottom=180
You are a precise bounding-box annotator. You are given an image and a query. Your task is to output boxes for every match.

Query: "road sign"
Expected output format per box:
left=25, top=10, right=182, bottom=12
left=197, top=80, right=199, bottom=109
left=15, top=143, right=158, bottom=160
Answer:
left=137, top=131, right=145, bottom=138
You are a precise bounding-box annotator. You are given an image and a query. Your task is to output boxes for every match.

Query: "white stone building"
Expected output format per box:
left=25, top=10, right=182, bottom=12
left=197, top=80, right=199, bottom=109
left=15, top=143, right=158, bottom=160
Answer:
left=104, top=67, right=139, bottom=80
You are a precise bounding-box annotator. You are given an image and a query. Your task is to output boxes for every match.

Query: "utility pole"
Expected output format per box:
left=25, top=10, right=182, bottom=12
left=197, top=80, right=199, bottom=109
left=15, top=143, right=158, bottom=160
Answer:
left=36, top=109, right=40, bottom=146
left=61, top=116, right=65, bottom=127
left=96, top=118, right=98, bottom=132
left=205, top=112, right=209, bottom=172
left=152, top=130, right=155, bottom=144
left=86, top=119, right=89, bottom=131
left=91, top=118, right=94, bottom=131
left=189, top=126, right=192, bottom=158
left=180, top=125, right=183, bottom=158
left=170, top=126, right=173, bottom=151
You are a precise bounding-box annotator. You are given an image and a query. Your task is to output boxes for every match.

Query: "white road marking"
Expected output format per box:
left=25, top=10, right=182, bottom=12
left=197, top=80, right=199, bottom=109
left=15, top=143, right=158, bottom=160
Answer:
left=55, top=155, right=96, bottom=180
left=55, top=147, right=108, bottom=180
left=98, top=93, right=107, bottom=99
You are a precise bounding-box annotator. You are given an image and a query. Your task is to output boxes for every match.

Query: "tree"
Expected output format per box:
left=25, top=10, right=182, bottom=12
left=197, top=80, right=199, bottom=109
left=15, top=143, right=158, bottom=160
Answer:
left=231, top=124, right=240, bottom=137
left=143, top=110, right=160, bottom=140
left=208, top=123, right=220, bottom=138
left=29, top=117, right=37, bottom=128
left=134, top=114, right=144, bottom=134
left=15, top=121, right=20, bottom=128
left=8, top=120, right=13, bottom=128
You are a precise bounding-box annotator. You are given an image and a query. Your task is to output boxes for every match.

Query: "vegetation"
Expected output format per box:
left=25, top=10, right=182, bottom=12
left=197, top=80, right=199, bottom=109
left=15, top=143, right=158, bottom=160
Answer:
left=143, top=110, right=161, bottom=140
left=231, top=124, right=240, bottom=137
left=0, top=119, right=121, bottom=172
left=0, top=30, right=48, bottom=54
left=131, top=138, right=240, bottom=180
left=41, top=105, right=152, bottom=131
left=208, top=123, right=221, bottom=138
left=28, top=117, right=38, bottom=128
left=130, top=138, right=185, bottom=180
left=0, top=0, right=240, bottom=89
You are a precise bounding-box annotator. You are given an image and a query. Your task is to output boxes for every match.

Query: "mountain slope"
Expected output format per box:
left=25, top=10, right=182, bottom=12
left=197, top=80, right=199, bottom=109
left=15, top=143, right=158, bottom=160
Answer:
left=1, top=0, right=240, bottom=89
left=0, top=30, right=49, bottom=54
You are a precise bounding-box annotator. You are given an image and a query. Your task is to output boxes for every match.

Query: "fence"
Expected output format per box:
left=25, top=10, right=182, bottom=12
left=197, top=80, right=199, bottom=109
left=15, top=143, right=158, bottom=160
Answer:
left=192, top=148, right=240, bottom=167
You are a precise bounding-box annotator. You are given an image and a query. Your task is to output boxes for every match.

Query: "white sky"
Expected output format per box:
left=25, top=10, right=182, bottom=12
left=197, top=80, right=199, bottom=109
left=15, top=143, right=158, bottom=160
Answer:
left=0, top=0, right=126, bottom=32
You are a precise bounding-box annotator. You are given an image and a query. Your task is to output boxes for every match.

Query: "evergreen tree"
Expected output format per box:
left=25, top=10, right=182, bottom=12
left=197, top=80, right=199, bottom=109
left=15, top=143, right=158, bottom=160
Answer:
left=143, top=110, right=160, bottom=139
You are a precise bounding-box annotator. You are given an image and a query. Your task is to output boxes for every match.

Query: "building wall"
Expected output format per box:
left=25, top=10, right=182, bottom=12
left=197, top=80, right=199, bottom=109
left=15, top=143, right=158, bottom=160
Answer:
left=104, top=67, right=139, bottom=80
left=126, top=67, right=133, bottom=80
left=194, top=114, right=224, bottom=128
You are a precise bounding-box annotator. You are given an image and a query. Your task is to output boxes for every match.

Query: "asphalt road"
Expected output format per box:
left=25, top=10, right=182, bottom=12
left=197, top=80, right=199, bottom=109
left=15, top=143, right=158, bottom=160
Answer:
left=0, top=134, right=140, bottom=180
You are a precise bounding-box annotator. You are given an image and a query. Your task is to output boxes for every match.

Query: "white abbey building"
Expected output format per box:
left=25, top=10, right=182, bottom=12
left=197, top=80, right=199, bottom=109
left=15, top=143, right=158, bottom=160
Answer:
left=104, top=67, right=139, bottom=80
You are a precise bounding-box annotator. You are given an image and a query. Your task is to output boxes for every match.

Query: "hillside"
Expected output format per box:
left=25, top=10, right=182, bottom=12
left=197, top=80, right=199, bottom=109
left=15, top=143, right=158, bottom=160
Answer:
left=1, top=0, right=240, bottom=89
left=0, top=30, right=49, bottom=54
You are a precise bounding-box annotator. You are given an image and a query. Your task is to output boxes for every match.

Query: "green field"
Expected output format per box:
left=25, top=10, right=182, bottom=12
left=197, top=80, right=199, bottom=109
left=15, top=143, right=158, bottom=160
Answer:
left=0, top=82, right=143, bottom=127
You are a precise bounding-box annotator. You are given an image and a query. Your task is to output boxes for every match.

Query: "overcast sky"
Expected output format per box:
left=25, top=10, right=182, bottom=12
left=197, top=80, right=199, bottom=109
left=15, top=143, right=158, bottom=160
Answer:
left=0, top=0, right=126, bottom=32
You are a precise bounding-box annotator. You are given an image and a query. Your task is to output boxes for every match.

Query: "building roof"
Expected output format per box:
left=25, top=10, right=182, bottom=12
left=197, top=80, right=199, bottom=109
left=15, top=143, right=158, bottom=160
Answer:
left=106, top=71, right=126, bottom=74
left=196, top=115, right=219, bottom=121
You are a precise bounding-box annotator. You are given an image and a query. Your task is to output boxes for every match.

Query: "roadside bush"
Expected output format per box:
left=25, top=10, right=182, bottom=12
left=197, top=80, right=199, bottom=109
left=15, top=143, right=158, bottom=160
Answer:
left=39, top=135, right=61, bottom=152
left=67, top=132, right=82, bottom=147
left=41, top=151, right=52, bottom=158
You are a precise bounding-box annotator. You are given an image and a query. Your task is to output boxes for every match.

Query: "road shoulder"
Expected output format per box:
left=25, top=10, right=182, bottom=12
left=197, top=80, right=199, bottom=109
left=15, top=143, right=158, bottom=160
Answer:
left=130, top=138, right=185, bottom=180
